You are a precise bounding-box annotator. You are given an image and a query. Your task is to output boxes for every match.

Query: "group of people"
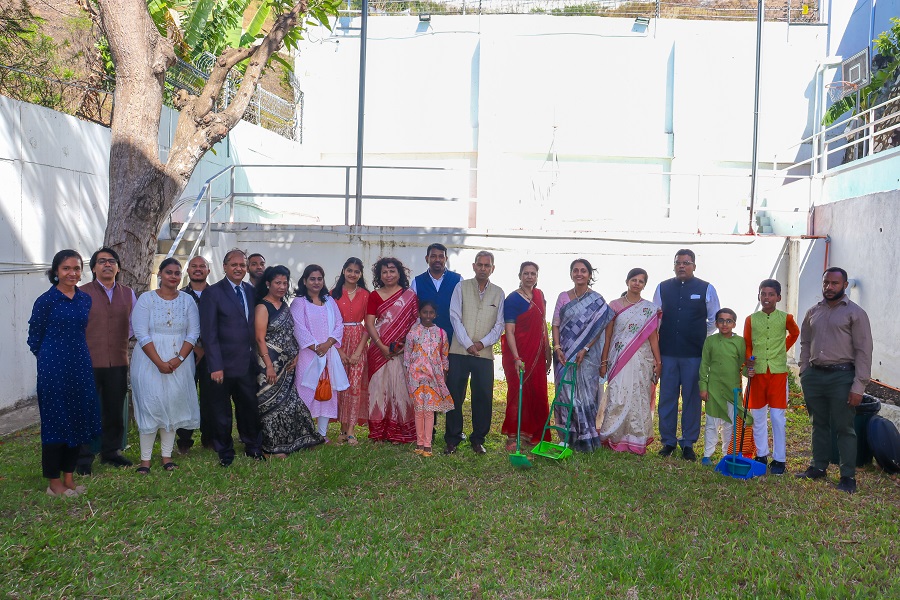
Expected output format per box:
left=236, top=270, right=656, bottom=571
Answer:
left=27, top=244, right=874, bottom=498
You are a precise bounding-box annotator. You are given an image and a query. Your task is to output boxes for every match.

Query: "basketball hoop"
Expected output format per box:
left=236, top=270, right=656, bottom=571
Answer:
left=826, top=80, right=861, bottom=102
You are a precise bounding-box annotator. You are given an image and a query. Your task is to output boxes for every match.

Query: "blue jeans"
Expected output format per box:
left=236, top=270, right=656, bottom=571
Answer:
left=658, top=355, right=702, bottom=448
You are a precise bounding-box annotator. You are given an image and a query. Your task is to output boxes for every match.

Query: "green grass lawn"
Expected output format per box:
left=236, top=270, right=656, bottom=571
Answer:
left=2, top=382, right=899, bottom=599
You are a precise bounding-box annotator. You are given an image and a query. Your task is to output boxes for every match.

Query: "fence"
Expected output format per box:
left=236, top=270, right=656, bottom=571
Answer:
left=354, top=0, right=819, bottom=21
left=1, top=54, right=301, bottom=140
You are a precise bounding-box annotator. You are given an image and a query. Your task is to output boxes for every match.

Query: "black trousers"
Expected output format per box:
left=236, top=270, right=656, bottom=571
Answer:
left=77, top=365, right=128, bottom=467
left=208, top=369, right=262, bottom=461
left=444, top=353, right=494, bottom=446
left=176, top=356, right=214, bottom=449
left=42, top=443, right=79, bottom=479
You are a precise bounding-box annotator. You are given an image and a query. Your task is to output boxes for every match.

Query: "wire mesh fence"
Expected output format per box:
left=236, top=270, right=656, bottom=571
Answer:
left=0, top=64, right=114, bottom=126
left=354, top=0, right=818, bottom=21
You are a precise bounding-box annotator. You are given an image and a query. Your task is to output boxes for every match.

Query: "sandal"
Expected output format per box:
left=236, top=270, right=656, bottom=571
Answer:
left=162, top=461, right=178, bottom=471
left=336, top=433, right=349, bottom=445
left=346, top=435, right=359, bottom=446
left=422, top=447, right=433, bottom=457
left=136, top=466, right=151, bottom=475
left=414, top=445, right=424, bottom=455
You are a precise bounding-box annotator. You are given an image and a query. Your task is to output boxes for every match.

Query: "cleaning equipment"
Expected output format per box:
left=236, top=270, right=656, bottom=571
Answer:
left=532, top=362, right=576, bottom=461
left=508, top=368, right=533, bottom=469
left=716, top=386, right=766, bottom=479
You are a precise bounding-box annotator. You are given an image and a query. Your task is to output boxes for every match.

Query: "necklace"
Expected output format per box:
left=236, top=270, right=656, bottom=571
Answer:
left=518, top=286, right=533, bottom=302
left=573, top=287, right=588, bottom=301
left=623, top=294, right=640, bottom=306
left=345, top=285, right=357, bottom=300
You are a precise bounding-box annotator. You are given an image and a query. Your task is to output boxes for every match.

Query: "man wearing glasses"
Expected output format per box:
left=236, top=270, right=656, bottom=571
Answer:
left=77, top=247, right=137, bottom=474
left=653, top=249, right=720, bottom=461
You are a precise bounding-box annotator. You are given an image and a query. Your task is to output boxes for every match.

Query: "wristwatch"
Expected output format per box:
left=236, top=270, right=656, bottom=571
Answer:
left=176, top=354, right=185, bottom=362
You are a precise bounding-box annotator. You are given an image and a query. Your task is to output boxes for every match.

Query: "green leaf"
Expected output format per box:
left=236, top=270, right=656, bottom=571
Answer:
left=183, top=0, right=216, bottom=49
left=239, top=2, right=271, bottom=47
left=269, top=52, right=294, bottom=72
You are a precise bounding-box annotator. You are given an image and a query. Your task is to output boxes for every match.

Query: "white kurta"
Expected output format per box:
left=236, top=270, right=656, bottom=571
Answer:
left=291, top=296, right=349, bottom=419
left=130, top=291, right=201, bottom=434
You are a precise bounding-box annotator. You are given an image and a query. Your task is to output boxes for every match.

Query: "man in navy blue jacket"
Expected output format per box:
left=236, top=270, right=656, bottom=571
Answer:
left=653, top=249, right=720, bottom=461
left=410, top=243, right=461, bottom=343
left=199, top=249, right=263, bottom=466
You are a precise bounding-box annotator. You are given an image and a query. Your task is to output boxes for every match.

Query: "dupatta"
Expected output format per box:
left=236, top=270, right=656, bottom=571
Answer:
left=605, top=299, right=660, bottom=382
left=367, top=288, right=418, bottom=376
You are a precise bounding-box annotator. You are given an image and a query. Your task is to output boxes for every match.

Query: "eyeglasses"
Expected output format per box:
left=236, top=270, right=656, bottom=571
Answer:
left=716, top=318, right=735, bottom=325
left=95, top=258, right=118, bottom=266
left=674, top=261, right=694, bottom=267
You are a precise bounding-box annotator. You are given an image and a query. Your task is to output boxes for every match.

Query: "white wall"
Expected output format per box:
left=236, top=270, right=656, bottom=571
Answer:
left=0, top=97, right=310, bottom=411
left=295, top=16, right=829, bottom=232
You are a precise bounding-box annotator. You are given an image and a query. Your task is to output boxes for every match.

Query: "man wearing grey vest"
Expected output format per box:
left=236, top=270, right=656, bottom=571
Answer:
left=652, top=249, right=720, bottom=462
left=444, top=251, right=505, bottom=455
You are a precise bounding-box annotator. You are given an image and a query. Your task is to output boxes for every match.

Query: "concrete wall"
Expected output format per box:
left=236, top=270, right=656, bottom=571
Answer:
left=294, top=16, right=829, bottom=232
left=0, top=96, right=310, bottom=412
left=811, top=189, right=900, bottom=386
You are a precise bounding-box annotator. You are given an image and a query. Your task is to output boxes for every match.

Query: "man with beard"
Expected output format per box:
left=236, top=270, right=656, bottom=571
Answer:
left=796, top=267, right=873, bottom=494
left=411, top=243, right=461, bottom=344
left=248, top=253, right=266, bottom=287
left=176, top=255, right=213, bottom=453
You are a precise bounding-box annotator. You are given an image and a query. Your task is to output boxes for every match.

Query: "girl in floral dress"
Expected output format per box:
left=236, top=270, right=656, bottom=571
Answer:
left=403, top=301, right=454, bottom=457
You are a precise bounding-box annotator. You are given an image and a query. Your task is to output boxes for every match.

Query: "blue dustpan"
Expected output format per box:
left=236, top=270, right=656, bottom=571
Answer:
left=715, top=386, right=766, bottom=480
left=715, top=454, right=767, bottom=479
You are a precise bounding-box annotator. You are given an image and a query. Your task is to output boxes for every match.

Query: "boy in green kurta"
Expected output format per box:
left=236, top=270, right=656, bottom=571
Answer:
left=698, top=308, right=749, bottom=466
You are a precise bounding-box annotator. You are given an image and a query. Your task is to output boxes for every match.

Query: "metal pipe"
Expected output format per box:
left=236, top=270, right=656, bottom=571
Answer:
left=354, top=0, right=368, bottom=227
left=748, top=0, right=764, bottom=235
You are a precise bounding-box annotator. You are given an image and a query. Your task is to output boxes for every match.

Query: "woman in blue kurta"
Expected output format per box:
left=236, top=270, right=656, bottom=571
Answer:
left=27, top=250, right=101, bottom=498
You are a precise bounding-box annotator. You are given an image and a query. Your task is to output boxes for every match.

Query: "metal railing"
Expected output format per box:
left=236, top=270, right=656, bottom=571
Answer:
left=165, top=164, right=466, bottom=260
left=774, top=93, right=900, bottom=177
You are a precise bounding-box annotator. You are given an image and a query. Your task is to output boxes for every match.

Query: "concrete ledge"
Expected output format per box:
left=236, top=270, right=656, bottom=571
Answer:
left=0, top=397, right=39, bottom=437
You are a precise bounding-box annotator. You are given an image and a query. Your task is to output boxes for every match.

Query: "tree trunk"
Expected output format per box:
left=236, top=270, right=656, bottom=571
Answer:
left=99, top=0, right=310, bottom=293
left=99, top=0, right=180, bottom=293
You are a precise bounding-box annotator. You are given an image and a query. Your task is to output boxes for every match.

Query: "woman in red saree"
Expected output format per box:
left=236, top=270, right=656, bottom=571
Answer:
left=365, top=257, right=418, bottom=443
left=598, top=268, right=662, bottom=455
left=501, top=262, right=552, bottom=450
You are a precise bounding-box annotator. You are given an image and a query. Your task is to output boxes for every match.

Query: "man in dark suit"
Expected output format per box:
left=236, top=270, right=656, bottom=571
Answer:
left=176, top=255, right=212, bottom=453
left=199, top=249, right=264, bottom=466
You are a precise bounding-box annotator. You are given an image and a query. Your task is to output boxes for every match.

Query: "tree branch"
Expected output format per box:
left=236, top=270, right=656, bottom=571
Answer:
left=220, top=1, right=308, bottom=127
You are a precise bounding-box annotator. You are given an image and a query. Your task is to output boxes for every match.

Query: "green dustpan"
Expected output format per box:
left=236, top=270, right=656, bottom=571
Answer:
left=509, top=368, right=533, bottom=468
left=531, top=362, right=576, bottom=461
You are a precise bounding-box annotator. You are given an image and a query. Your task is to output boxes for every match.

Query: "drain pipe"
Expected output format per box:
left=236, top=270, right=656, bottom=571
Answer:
left=748, top=0, right=764, bottom=235
left=354, top=0, right=369, bottom=227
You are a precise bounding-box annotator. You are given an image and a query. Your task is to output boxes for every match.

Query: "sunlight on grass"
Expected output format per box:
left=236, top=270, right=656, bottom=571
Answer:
left=1, top=383, right=899, bottom=598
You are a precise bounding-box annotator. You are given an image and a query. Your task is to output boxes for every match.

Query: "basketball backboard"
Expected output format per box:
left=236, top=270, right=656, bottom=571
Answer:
left=842, top=48, right=870, bottom=88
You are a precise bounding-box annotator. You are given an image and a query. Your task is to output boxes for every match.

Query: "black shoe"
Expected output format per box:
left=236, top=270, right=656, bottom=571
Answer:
left=472, top=443, right=487, bottom=455
left=443, top=444, right=458, bottom=455
left=681, top=446, right=696, bottom=462
left=658, top=445, right=677, bottom=457
left=101, top=453, right=133, bottom=468
left=219, top=458, right=233, bottom=467
left=769, top=460, right=786, bottom=475
left=75, top=464, right=92, bottom=476
left=836, top=476, right=857, bottom=494
left=754, top=455, right=768, bottom=465
left=177, top=444, right=191, bottom=456
left=248, top=453, right=266, bottom=462
left=795, top=466, right=827, bottom=480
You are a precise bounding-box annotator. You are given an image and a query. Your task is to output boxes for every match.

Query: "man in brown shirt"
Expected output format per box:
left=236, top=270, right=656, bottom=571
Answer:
left=77, top=247, right=137, bottom=474
left=796, top=267, right=873, bottom=494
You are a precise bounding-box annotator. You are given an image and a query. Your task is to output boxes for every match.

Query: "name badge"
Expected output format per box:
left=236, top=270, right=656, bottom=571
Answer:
left=690, top=294, right=702, bottom=300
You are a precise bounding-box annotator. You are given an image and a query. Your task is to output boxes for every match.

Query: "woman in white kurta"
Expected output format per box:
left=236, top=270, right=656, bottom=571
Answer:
left=291, top=265, right=349, bottom=440
left=131, top=258, right=201, bottom=473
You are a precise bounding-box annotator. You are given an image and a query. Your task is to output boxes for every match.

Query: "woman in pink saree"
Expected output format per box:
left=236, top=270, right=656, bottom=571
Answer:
left=598, top=268, right=662, bottom=455
left=365, top=257, right=418, bottom=443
